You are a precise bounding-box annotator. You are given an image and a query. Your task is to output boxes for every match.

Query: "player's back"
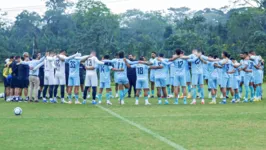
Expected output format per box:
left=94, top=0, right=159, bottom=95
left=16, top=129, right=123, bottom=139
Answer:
left=68, top=58, right=80, bottom=77
left=85, top=56, right=99, bottom=74
left=220, top=59, right=232, bottom=78
left=154, top=59, right=168, bottom=79
left=114, top=59, right=127, bottom=78
left=99, top=64, right=112, bottom=82
left=173, top=58, right=187, bottom=76
left=55, top=57, right=65, bottom=75
left=244, top=59, right=253, bottom=76
left=133, top=64, right=149, bottom=80
left=189, top=54, right=203, bottom=74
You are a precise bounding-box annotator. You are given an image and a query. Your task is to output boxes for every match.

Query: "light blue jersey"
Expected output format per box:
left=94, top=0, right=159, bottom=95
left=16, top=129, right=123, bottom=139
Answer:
left=68, top=59, right=81, bottom=77
left=149, top=58, right=157, bottom=82
left=250, top=56, right=263, bottom=85
left=131, top=64, right=150, bottom=89
left=188, top=54, right=208, bottom=75
left=208, top=62, right=219, bottom=89
left=173, top=58, right=187, bottom=86
left=112, top=58, right=118, bottom=83
left=67, top=58, right=81, bottom=86
left=154, top=59, right=170, bottom=87
left=218, top=59, right=233, bottom=88
left=98, top=64, right=112, bottom=89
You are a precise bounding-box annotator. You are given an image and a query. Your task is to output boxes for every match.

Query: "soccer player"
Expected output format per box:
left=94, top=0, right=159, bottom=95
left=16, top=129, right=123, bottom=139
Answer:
left=241, top=52, right=255, bottom=102
left=18, top=52, right=30, bottom=101
left=127, top=54, right=137, bottom=98
left=103, top=51, right=139, bottom=105
left=249, top=51, right=263, bottom=101
left=112, top=53, right=119, bottom=98
left=125, top=56, right=152, bottom=105
left=67, top=53, right=91, bottom=104
left=3, top=57, right=14, bottom=102
left=168, top=57, right=175, bottom=98
left=79, top=62, right=86, bottom=96
left=230, top=58, right=241, bottom=103
left=208, top=56, right=220, bottom=104
left=11, top=56, right=21, bottom=102
left=169, top=49, right=189, bottom=104
left=55, top=50, right=79, bottom=103
left=37, top=52, right=45, bottom=100
left=149, top=52, right=157, bottom=98
left=82, top=51, right=104, bottom=105
left=97, top=55, right=114, bottom=105
left=152, top=53, right=171, bottom=105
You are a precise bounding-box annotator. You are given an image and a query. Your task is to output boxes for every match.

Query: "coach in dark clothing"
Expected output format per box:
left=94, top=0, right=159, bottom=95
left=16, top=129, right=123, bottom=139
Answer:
left=127, top=54, right=137, bottom=98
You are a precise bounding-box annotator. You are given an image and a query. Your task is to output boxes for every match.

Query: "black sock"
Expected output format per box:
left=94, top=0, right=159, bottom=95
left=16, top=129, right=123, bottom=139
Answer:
left=49, top=85, right=54, bottom=99
left=92, top=86, right=97, bottom=100
left=83, top=86, right=89, bottom=100
left=43, top=85, right=48, bottom=98
left=60, top=85, right=65, bottom=98
left=54, top=85, right=59, bottom=98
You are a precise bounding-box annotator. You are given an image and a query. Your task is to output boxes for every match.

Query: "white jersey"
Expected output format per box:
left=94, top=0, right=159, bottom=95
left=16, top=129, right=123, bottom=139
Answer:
left=55, top=56, right=66, bottom=75
left=85, top=56, right=104, bottom=75
left=44, top=56, right=56, bottom=73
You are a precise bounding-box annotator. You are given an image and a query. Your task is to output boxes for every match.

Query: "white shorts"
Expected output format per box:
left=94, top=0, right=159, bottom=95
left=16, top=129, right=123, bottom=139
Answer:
left=85, top=74, right=98, bottom=87
left=54, top=73, right=66, bottom=85
left=44, top=72, right=55, bottom=85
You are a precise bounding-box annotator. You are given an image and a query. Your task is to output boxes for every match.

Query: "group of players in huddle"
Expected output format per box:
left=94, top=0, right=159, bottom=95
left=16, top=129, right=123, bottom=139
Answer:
left=3, top=48, right=264, bottom=105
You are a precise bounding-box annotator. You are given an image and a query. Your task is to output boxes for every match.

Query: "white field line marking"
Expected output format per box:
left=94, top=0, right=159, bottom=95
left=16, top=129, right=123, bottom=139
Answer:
left=95, top=104, right=187, bottom=150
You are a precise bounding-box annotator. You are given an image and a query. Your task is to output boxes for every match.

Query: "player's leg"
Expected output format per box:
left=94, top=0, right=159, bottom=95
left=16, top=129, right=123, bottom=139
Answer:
left=42, top=76, right=49, bottom=102
left=220, top=77, right=228, bottom=104
left=67, top=77, right=74, bottom=104
left=98, top=83, right=104, bottom=104
left=34, top=77, right=40, bottom=102
left=143, top=88, right=150, bottom=105
left=115, top=83, right=118, bottom=98
left=53, top=76, right=59, bottom=101
left=209, top=78, right=217, bottom=104
left=249, top=81, right=255, bottom=102
left=181, top=75, right=187, bottom=104
left=198, top=74, right=205, bottom=104
left=74, top=76, right=81, bottom=104
left=150, top=74, right=155, bottom=98
left=135, top=80, right=141, bottom=105
left=191, top=74, right=198, bottom=104
left=29, top=76, right=34, bottom=102
left=161, top=78, right=168, bottom=105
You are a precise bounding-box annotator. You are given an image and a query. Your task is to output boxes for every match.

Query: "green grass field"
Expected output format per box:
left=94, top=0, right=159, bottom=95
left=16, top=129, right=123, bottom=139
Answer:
left=0, top=84, right=266, bottom=150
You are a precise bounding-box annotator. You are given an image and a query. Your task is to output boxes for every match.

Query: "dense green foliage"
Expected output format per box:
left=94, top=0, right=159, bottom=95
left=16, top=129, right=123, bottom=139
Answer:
left=1, top=0, right=266, bottom=59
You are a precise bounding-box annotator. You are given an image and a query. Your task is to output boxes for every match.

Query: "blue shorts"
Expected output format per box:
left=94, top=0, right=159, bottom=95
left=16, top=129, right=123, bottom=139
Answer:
left=136, top=79, right=149, bottom=89
left=253, top=70, right=263, bottom=85
left=208, top=78, right=218, bottom=89
left=232, top=77, right=240, bottom=90
left=186, top=71, right=191, bottom=83
left=220, top=77, right=231, bottom=88
left=169, top=77, right=174, bottom=86
left=240, top=76, right=244, bottom=83
left=203, top=74, right=209, bottom=80
left=173, top=75, right=186, bottom=87
left=100, top=81, right=111, bottom=89
left=165, top=76, right=169, bottom=85
left=68, top=76, right=80, bottom=86
left=117, top=77, right=129, bottom=85
left=192, top=74, right=203, bottom=85
left=150, top=73, right=155, bottom=82
left=244, top=75, right=254, bottom=86
left=155, top=78, right=167, bottom=87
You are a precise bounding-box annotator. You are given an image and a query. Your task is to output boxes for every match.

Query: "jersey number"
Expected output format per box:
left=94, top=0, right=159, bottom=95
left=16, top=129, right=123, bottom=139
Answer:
left=137, top=67, right=144, bottom=75
left=195, top=59, right=200, bottom=65
left=88, top=59, right=92, bottom=66
left=70, top=61, right=76, bottom=68
left=178, top=61, right=183, bottom=68
left=117, top=62, right=124, bottom=69
left=56, top=60, right=60, bottom=67
left=101, top=66, right=105, bottom=73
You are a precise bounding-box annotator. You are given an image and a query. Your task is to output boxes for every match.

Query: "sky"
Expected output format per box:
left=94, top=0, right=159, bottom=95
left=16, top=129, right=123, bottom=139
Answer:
left=0, top=0, right=232, bottom=19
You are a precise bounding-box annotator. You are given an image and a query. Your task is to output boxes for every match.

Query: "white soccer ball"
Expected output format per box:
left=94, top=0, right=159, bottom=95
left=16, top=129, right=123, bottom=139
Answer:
left=0, top=93, right=5, bottom=98
left=14, top=107, right=22, bottom=116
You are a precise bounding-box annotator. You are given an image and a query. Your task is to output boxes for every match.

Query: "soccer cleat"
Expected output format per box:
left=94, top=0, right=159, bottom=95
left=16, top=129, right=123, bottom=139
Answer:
left=187, top=94, right=192, bottom=99
left=82, top=100, right=87, bottom=105
left=148, top=95, right=150, bottom=98
left=115, top=93, right=118, bottom=98
left=220, top=94, right=223, bottom=99
left=219, top=101, right=227, bottom=104
left=87, top=95, right=91, bottom=99
left=201, top=99, right=205, bottom=105
left=61, top=99, right=66, bottom=104
left=164, top=100, right=169, bottom=105
left=43, top=99, right=48, bottom=103
left=173, top=101, right=179, bottom=105
left=75, top=101, right=81, bottom=105
left=107, top=100, right=112, bottom=105
left=145, top=101, right=151, bottom=105
left=98, top=101, right=102, bottom=104
left=158, top=100, right=162, bottom=105
left=34, top=100, right=39, bottom=103
left=242, top=99, right=249, bottom=103
left=209, top=101, right=217, bottom=104
left=231, top=99, right=236, bottom=103
left=180, top=94, right=184, bottom=99
left=236, top=99, right=241, bottom=103
left=68, top=101, right=72, bottom=104
left=135, top=101, right=139, bottom=105
left=120, top=100, right=125, bottom=105
left=190, top=100, right=196, bottom=105
left=92, top=100, right=97, bottom=105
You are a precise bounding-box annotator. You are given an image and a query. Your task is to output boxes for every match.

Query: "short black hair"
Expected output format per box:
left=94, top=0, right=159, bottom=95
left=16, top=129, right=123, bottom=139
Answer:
left=213, top=55, right=218, bottom=59
left=10, top=56, right=14, bottom=59
left=60, top=50, right=66, bottom=53
left=104, top=55, right=110, bottom=59
left=231, top=57, right=235, bottom=61
left=139, top=56, right=145, bottom=61
left=159, top=53, right=164, bottom=57
left=222, top=51, right=230, bottom=58
left=151, top=52, right=157, bottom=55
left=32, top=54, right=38, bottom=59
left=175, top=48, right=182, bottom=55
left=118, top=51, right=124, bottom=58
left=243, top=52, right=249, bottom=55
left=15, top=56, right=21, bottom=60
left=249, top=50, right=255, bottom=54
